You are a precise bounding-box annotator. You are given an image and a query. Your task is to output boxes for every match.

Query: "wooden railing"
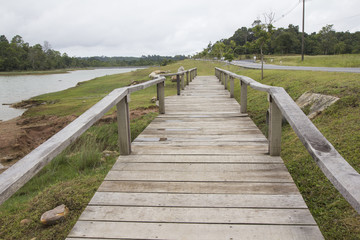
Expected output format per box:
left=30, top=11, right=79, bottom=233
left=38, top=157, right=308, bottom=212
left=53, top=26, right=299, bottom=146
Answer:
left=0, top=67, right=197, bottom=205
left=215, top=67, right=360, bottom=214
left=160, top=68, right=197, bottom=95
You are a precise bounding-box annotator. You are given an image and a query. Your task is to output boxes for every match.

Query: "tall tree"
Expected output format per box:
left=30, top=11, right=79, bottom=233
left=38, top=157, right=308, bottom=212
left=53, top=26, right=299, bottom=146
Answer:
left=249, top=13, right=275, bottom=80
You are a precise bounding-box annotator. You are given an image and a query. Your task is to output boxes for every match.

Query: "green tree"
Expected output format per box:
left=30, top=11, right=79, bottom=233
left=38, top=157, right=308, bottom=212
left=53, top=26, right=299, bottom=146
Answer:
left=318, top=24, right=337, bottom=54
left=0, top=35, right=10, bottom=71
left=273, top=31, right=300, bottom=54
left=249, top=17, right=275, bottom=79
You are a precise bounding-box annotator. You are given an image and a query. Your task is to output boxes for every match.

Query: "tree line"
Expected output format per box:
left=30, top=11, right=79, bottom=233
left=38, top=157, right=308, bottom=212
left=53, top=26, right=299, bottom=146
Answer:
left=193, top=23, right=360, bottom=60
left=0, top=35, right=186, bottom=72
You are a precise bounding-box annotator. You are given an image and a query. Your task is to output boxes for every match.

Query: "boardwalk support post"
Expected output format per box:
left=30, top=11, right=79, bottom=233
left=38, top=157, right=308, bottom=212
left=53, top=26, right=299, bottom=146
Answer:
left=230, top=76, right=234, bottom=98
left=157, top=81, right=165, bottom=114
left=240, top=80, right=247, bottom=113
left=224, top=74, right=228, bottom=90
left=186, top=71, right=189, bottom=85
left=268, top=95, right=282, bottom=156
left=176, top=74, right=180, bottom=95
left=181, top=73, right=185, bottom=90
left=117, top=95, right=131, bottom=155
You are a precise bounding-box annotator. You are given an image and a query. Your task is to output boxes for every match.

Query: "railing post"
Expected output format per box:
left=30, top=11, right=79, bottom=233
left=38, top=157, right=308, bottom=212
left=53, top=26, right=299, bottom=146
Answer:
left=240, top=80, right=248, bottom=113
left=186, top=71, right=189, bottom=85
left=116, top=95, right=131, bottom=155
left=176, top=74, right=180, bottom=95
left=181, top=73, right=185, bottom=90
left=230, top=76, right=234, bottom=98
left=224, top=74, right=228, bottom=90
left=220, top=72, right=222, bottom=83
left=157, top=81, right=165, bottom=114
left=195, top=68, right=197, bottom=77
left=269, top=95, right=282, bottom=156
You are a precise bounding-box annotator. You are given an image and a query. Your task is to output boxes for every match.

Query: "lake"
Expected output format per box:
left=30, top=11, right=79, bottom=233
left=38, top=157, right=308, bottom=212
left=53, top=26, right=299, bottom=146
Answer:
left=0, top=68, right=144, bottom=121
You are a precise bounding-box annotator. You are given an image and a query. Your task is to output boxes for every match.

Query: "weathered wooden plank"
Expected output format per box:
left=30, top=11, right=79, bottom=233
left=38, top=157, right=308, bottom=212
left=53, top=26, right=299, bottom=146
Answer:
left=130, top=144, right=268, bottom=155
left=155, top=113, right=247, bottom=118
left=105, top=168, right=293, bottom=182
left=90, top=192, right=307, bottom=208
left=115, top=154, right=282, bottom=163
left=132, top=141, right=268, bottom=147
left=98, top=181, right=302, bottom=195
left=68, top=222, right=323, bottom=240
left=140, top=128, right=264, bottom=135
left=111, top=163, right=286, bottom=172
left=134, top=135, right=267, bottom=143
left=79, top=206, right=316, bottom=225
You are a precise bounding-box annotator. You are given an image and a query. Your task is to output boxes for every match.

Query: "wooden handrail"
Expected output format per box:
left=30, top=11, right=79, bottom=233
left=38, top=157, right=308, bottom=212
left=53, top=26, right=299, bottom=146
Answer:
left=215, top=67, right=360, bottom=214
left=0, top=67, right=196, bottom=205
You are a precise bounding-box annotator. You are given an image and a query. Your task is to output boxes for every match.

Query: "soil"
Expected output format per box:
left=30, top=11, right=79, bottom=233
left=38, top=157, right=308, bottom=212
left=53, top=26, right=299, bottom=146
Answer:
left=0, top=106, right=158, bottom=173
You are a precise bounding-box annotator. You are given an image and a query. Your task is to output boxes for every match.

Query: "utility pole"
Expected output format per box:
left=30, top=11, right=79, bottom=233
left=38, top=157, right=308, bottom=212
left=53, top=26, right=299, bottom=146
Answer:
left=301, top=0, right=305, bottom=61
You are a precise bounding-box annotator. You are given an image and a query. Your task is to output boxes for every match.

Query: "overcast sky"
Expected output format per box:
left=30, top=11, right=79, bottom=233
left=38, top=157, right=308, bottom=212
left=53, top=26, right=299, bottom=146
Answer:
left=1, top=0, right=359, bottom=57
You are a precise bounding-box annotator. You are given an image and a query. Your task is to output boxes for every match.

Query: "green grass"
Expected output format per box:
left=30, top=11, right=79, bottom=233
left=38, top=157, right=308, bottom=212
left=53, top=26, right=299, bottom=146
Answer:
left=263, top=54, right=360, bottom=68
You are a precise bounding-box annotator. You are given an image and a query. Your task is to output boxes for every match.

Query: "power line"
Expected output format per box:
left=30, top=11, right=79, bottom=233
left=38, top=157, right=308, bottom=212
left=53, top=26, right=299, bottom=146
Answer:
left=274, top=1, right=301, bottom=23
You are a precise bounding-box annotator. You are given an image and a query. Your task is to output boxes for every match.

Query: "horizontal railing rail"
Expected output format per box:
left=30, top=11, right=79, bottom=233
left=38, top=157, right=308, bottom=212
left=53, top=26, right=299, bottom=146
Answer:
left=0, top=67, right=197, bottom=205
left=215, top=67, right=360, bottom=214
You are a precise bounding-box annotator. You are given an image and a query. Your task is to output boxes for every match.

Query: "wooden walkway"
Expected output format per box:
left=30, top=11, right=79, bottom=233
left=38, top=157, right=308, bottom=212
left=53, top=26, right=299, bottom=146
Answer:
left=67, top=76, right=323, bottom=239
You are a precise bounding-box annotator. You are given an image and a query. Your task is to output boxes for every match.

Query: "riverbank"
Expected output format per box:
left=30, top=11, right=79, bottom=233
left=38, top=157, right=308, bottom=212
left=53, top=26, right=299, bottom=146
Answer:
left=0, top=69, right=74, bottom=76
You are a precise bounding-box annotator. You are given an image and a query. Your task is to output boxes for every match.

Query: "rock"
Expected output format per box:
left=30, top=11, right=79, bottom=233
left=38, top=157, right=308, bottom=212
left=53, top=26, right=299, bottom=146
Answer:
left=149, top=70, right=167, bottom=79
left=171, top=75, right=177, bottom=82
left=30, top=238, right=37, bottom=240
left=102, top=150, right=119, bottom=157
left=149, top=72, right=158, bottom=79
left=40, top=204, right=69, bottom=226
left=154, top=70, right=167, bottom=74
left=296, top=92, right=339, bottom=119
left=130, top=80, right=140, bottom=86
left=20, top=218, right=31, bottom=226
left=151, top=97, right=157, bottom=103
left=0, top=155, right=18, bottom=163
left=178, top=66, right=185, bottom=72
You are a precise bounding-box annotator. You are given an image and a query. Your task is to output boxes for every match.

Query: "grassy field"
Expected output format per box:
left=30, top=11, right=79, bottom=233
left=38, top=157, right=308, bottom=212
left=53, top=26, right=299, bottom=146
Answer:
left=0, top=59, right=360, bottom=239
left=263, top=54, right=360, bottom=68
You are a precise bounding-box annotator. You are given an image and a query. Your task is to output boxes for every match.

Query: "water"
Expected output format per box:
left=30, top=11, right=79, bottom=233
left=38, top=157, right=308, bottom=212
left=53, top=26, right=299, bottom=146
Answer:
left=0, top=68, right=143, bottom=121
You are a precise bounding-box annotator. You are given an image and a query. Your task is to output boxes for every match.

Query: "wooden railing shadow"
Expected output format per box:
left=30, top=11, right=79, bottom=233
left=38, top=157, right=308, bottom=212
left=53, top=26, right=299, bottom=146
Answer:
left=0, top=68, right=197, bottom=205
left=216, top=67, right=360, bottom=214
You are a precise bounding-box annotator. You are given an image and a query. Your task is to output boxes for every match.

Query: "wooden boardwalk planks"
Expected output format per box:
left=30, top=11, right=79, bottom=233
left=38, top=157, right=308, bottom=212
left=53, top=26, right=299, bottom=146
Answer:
left=67, top=76, right=323, bottom=239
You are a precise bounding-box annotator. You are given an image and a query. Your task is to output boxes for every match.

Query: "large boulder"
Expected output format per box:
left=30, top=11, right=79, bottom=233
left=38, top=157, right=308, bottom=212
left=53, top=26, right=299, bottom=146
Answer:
left=177, top=66, right=185, bottom=72
left=40, top=204, right=69, bottom=225
left=149, top=70, right=168, bottom=79
left=296, top=92, right=339, bottom=119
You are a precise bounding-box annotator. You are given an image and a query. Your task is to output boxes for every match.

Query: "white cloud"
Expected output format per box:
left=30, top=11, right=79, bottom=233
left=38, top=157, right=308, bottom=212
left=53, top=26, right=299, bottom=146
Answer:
left=1, top=0, right=359, bottom=57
